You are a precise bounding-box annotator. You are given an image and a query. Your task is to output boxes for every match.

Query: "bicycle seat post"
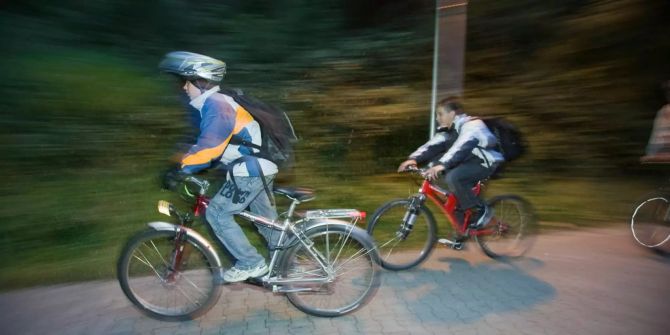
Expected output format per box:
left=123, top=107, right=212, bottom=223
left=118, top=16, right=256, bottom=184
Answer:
left=286, top=198, right=301, bottom=219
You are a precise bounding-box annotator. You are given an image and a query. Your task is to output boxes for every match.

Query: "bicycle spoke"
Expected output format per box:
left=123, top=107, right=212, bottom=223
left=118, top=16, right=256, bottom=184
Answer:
left=477, top=195, right=535, bottom=259
left=283, top=226, right=379, bottom=317
left=131, top=249, right=165, bottom=279
left=119, top=230, right=221, bottom=321
left=367, top=199, right=436, bottom=270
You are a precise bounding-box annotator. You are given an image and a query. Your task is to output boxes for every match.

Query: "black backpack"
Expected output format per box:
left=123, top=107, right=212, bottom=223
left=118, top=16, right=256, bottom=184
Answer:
left=219, top=87, right=298, bottom=169
left=480, top=117, right=526, bottom=162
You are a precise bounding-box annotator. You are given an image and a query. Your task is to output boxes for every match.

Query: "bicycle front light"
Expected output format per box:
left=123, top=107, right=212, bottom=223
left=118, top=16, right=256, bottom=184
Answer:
left=157, top=200, right=174, bottom=217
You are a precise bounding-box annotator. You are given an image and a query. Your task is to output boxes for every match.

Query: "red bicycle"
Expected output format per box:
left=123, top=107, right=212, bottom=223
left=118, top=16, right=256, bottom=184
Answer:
left=367, top=167, right=537, bottom=270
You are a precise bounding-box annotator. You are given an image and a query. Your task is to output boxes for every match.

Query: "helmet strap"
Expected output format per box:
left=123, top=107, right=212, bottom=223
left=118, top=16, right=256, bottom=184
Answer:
left=191, top=79, right=214, bottom=93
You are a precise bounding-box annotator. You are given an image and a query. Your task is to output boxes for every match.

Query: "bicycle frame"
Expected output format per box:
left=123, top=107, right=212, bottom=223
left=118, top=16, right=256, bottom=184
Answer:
left=170, top=185, right=366, bottom=289
left=417, top=179, right=491, bottom=237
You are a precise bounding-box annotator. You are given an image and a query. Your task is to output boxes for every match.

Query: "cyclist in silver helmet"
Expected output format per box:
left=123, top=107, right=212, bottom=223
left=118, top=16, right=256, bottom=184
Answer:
left=159, top=51, right=277, bottom=282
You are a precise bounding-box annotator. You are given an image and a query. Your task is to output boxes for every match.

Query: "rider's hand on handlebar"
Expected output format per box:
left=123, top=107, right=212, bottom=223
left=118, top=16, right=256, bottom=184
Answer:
left=422, top=164, right=446, bottom=181
left=397, top=159, right=418, bottom=172
left=161, top=165, right=188, bottom=191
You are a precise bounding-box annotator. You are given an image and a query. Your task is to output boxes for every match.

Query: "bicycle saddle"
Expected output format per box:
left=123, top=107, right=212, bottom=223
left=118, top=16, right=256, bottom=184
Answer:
left=273, top=186, right=316, bottom=202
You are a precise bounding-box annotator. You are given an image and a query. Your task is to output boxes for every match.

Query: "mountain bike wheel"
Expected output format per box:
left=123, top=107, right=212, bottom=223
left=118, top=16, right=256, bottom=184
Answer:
left=280, top=223, right=381, bottom=317
left=366, top=198, right=437, bottom=270
left=476, top=195, right=537, bottom=259
left=117, top=229, right=222, bottom=321
left=631, top=193, right=670, bottom=248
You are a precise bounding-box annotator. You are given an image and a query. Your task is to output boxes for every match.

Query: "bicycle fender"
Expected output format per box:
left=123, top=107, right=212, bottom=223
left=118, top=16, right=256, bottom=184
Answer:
left=281, top=219, right=348, bottom=247
left=146, top=221, right=223, bottom=269
left=298, top=219, right=376, bottom=249
left=302, top=218, right=360, bottom=233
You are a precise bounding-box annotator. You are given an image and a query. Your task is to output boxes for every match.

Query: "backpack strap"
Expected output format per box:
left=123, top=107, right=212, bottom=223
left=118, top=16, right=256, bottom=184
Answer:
left=226, top=156, right=275, bottom=206
left=229, top=134, right=280, bottom=166
left=458, top=117, right=496, bottom=169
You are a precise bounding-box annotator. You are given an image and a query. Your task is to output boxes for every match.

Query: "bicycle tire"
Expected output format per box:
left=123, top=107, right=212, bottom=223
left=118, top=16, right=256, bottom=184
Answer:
left=366, top=198, right=437, bottom=271
left=475, top=195, right=537, bottom=259
left=280, top=223, right=381, bottom=317
left=631, top=192, right=670, bottom=249
left=117, top=229, right=222, bottom=321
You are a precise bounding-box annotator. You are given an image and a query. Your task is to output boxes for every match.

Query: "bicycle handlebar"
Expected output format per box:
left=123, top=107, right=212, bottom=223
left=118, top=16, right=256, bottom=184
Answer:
left=401, top=165, right=440, bottom=179
left=182, top=175, right=210, bottom=196
left=401, top=166, right=427, bottom=174
left=163, top=169, right=211, bottom=196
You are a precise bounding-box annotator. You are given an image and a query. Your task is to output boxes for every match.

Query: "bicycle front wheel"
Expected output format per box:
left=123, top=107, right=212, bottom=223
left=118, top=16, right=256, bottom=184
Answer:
left=280, top=223, right=380, bottom=317
left=631, top=193, right=670, bottom=248
left=476, top=195, right=537, bottom=259
left=366, top=198, right=437, bottom=271
left=117, top=229, right=222, bottom=321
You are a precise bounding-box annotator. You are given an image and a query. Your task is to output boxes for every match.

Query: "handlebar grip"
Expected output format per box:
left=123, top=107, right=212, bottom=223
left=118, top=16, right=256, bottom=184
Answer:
left=161, top=167, right=184, bottom=191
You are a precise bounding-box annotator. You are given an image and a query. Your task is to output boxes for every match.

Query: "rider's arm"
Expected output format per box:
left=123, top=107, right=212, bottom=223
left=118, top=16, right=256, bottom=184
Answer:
left=181, top=100, right=235, bottom=174
left=408, top=131, right=453, bottom=165
left=437, top=121, right=481, bottom=169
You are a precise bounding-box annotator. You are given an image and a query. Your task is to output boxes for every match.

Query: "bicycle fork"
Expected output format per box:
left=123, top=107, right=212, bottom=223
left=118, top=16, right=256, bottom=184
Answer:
left=165, top=228, right=192, bottom=284
left=399, top=195, right=426, bottom=240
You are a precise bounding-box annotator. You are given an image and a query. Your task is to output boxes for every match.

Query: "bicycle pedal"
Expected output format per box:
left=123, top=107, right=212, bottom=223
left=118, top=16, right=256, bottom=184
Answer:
left=451, top=242, right=464, bottom=250
left=438, top=238, right=457, bottom=245
left=244, top=276, right=265, bottom=286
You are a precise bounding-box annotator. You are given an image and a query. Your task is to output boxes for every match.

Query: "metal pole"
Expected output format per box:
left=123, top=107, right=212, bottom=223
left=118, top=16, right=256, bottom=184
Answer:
left=430, top=0, right=440, bottom=138
left=430, top=1, right=468, bottom=138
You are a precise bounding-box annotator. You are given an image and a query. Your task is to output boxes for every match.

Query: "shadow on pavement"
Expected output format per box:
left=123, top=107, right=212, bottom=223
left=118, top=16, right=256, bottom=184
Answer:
left=379, top=256, right=556, bottom=324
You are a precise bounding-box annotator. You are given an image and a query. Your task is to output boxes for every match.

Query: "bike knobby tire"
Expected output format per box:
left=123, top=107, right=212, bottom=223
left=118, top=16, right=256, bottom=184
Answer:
left=476, top=194, right=537, bottom=259
left=366, top=198, right=437, bottom=271
left=279, top=223, right=381, bottom=317
left=117, top=229, right=222, bottom=321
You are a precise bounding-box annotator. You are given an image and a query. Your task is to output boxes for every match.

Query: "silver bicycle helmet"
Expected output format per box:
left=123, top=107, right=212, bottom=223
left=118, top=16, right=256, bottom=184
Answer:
left=159, top=51, right=226, bottom=82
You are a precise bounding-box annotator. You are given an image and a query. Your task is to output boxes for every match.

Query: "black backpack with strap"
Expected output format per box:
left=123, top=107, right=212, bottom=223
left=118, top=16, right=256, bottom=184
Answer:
left=219, top=87, right=298, bottom=169
left=480, top=117, right=526, bottom=162
left=218, top=87, right=298, bottom=204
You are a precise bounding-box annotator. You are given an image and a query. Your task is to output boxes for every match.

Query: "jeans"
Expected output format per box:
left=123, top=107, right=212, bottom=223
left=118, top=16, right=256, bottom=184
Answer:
left=443, top=156, right=499, bottom=210
left=205, top=174, right=279, bottom=269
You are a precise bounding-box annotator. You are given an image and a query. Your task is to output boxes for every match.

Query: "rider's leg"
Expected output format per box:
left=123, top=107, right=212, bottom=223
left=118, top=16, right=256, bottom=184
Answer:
left=206, top=175, right=269, bottom=281
left=248, top=175, right=280, bottom=251
left=444, top=157, right=497, bottom=227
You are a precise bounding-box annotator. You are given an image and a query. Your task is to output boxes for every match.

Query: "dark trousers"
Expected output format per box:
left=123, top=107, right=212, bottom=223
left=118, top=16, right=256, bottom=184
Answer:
left=442, top=156, right=498, bottom=210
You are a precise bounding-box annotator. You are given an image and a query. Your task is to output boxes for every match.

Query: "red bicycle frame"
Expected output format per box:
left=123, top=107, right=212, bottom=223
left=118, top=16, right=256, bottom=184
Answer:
left=193, top=195, right=210, bottom=217
left=418, top=179, right=490, bottom=237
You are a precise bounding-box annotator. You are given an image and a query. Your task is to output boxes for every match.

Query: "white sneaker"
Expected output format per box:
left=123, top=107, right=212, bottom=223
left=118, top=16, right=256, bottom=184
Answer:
left=223, top=262, right=269, bottom=282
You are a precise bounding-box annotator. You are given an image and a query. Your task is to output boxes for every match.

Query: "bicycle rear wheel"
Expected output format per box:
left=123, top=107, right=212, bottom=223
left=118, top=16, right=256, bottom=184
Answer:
left=117, top=229, right=222, bottom=321
left=631, top=193, right=670, bottom=248
left=366, top=198, right=437, bottom=270
left=475, top=195, right=536, bottom=259
left=280, top=224, right=380, bottom=317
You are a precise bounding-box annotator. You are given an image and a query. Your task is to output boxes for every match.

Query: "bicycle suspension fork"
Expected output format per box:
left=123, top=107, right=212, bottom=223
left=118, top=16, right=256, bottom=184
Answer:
left=399, top=194, right=426, bottom=240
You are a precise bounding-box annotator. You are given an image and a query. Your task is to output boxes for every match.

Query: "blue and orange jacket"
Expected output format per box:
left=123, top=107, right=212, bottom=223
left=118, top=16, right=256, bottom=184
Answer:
left=181, top=86, right=278, bottom=176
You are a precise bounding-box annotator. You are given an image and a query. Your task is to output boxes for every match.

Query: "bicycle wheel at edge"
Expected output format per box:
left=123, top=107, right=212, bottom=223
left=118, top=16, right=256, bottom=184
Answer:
left=475, top=195, right=537, bottom=259
left=117, top=229, right=222, bottom=321
left=366, top=198, right=437, bottom=271
left=280, top=224, right=381, bottom=317
left=631, top=193, right=670, bottom=249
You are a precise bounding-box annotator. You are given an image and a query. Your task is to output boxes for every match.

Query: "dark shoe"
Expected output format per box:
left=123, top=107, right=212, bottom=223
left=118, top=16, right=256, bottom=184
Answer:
left=469, top=205, right=494, bottom=229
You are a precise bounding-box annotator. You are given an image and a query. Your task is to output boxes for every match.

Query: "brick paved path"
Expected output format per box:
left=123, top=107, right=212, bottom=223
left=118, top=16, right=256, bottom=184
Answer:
left=1, top=225, right=669, bottom=335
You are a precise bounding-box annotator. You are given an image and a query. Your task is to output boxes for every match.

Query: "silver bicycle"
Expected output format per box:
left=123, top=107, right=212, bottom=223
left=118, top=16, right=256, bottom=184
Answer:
left=117, top=175, right=381, bottom=320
